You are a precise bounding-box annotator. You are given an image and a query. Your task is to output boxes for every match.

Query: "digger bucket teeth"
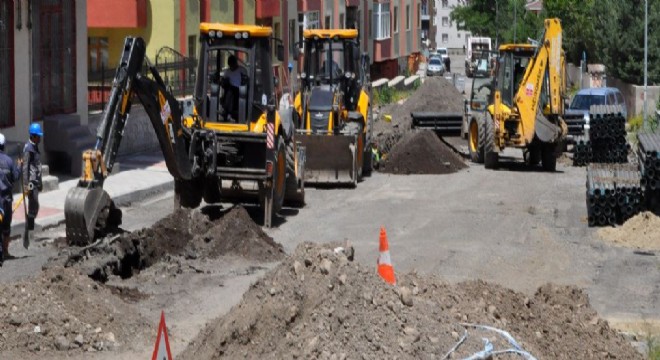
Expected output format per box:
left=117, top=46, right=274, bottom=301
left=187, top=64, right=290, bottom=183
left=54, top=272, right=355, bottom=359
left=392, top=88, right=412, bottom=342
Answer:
left=64, top=187, right=113, bottom=246
left=298, top=134, right=358, bottom=185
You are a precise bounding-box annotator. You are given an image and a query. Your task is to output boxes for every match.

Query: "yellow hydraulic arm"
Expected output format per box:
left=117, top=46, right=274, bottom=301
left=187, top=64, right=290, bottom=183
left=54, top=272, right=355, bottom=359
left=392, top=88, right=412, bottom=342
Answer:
left=513, top=18, right=565, bottom=144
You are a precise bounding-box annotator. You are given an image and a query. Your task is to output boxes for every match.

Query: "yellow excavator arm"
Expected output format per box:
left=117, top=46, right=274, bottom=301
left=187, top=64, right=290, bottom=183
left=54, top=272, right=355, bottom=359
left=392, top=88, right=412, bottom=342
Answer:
left=65, top=37, right=192, bottom=246
left=513, top=18, right=566, bottom=144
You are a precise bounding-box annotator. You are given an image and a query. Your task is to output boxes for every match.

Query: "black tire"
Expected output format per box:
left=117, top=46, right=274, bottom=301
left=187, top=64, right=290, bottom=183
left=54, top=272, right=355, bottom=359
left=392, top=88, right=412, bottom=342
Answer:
left=484, top=113, right=499, bottom=169
left=272, top=136, right=286, bottom=214
left=284, top=140, right=305, bottom=207
left=174, top=178, right=203, bottom=208
left=468, top=117, right=484, bottom=163
left=526, top=146, right=541, bottom=167
left=362, top=106, right=373, bottom=177
left=541, top=143, right=557, bottom=172
left=202, top=177, right=222, bottom=204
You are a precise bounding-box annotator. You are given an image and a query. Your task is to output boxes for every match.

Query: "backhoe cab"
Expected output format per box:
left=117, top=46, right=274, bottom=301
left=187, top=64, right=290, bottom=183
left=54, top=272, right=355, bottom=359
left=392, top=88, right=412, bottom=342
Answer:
left=467, top=18, right=568, bottom=171
left=293, top=29, right=372, bottom=186
left=64, top=23, right=304, bottom=246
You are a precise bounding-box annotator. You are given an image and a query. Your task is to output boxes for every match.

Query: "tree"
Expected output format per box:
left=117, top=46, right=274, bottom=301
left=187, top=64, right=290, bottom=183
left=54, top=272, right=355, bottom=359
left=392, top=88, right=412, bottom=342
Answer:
left=451, top=0, right=542, bottom=47
left=591, top=0, right=660, bottom=84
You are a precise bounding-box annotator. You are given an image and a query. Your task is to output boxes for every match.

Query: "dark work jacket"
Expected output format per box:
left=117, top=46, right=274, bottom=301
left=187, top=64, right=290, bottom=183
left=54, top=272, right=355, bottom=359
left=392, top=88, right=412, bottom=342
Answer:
left=0, top=151, right=20, bottom=202
left=22, top=141, right=42, bottom=188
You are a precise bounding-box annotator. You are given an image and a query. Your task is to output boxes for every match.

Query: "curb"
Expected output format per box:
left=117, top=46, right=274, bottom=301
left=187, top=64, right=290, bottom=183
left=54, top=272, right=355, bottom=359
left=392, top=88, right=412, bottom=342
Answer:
left=8, top=178, right=174, bottom=239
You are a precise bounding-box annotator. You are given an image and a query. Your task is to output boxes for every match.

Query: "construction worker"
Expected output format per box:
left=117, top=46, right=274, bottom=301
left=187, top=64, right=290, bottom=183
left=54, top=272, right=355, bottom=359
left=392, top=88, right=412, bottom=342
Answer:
left=371, top=142, right=381, bottom=170
left=0, top=133, right=19, bottom=265
left=22, top=123, right=43, bottom=240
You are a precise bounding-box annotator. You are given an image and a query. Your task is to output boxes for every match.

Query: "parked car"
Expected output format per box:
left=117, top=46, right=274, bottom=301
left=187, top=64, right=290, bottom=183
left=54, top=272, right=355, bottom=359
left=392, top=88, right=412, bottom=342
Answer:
left=426, top=57, right=445, bottom=77
left=566, top=87, right=628, bottom=130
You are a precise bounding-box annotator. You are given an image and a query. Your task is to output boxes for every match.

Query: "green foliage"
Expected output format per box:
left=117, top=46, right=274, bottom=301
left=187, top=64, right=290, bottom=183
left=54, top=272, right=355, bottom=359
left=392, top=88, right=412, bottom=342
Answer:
left=451, top=0, right=660, bottom=85
left=373, top=86, right=394, bottom=105
left=629, top=112, right=659, bottom=134
left=373, top=84, right=419, bottom=106
left=450, top=0, right=542, bottom=47
left=647, top=335, right=660, bottom=360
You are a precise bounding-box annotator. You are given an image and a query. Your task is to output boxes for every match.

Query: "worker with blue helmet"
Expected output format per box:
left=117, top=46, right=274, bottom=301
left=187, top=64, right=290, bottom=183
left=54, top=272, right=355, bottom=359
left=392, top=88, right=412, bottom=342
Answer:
left=21, top=123, right=43, bottom=244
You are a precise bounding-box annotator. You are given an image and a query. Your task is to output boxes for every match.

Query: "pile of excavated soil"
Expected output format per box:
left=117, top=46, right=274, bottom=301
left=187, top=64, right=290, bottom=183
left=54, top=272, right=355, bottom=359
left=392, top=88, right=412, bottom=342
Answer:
left=373, top=77, right=465, bottom=149
left=0, top=267, right=149, bottom=353
left=598, top=211, right=660, bottom=251
left=61, top=206, right=284, bottom=282
left=380, top=130, right=467, bottom=174
left=179, top=243, right=642, bottom=360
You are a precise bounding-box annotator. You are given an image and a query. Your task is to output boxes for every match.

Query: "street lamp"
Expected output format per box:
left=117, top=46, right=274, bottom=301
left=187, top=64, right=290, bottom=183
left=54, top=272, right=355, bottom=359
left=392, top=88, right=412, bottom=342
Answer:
left=644, top=0, right=648, bottom=129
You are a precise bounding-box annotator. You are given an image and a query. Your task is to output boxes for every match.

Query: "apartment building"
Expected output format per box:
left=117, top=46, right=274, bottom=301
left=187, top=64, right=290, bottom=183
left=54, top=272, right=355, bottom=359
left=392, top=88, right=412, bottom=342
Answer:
left=371, top=0, right=423, bottom=79
left=434, top=0, right=470, bottom=50
left=0, top=0, right=88, bottom=145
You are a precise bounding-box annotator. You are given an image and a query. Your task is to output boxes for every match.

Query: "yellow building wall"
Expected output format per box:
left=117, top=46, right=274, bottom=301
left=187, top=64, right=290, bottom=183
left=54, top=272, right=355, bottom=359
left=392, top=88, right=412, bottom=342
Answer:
left=89, top=1, right=176, bottom=68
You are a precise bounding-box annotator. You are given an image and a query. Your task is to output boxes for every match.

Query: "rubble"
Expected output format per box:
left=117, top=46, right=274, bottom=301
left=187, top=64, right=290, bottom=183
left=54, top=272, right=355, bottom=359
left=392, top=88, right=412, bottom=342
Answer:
left=0, top=268, right=149, bottom=353
left=58, top=206, right=284, bottom=282
left=179, top=243, right=642, bottom=359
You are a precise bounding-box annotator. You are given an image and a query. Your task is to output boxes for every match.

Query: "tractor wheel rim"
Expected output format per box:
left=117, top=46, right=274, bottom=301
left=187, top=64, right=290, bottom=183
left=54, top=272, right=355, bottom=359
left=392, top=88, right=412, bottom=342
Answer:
left=469, top=121, right=479, bottom=152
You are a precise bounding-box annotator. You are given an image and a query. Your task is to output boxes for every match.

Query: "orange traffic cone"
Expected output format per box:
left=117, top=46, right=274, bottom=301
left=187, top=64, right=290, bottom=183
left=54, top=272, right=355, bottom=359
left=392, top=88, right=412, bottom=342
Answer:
left=377, top=227, right=396, bottom=285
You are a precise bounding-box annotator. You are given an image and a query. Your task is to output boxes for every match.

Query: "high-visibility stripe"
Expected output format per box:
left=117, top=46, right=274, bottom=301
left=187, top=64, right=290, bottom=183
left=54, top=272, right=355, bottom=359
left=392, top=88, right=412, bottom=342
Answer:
left=266, top=123, right=275, bottom=149
left=378, top=251, right=392, bottom=266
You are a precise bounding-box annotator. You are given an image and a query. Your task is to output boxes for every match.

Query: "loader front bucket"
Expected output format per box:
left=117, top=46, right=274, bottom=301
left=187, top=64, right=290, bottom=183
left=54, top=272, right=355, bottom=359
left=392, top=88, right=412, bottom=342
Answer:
left=64, top=187, right=121, bottom=246
left=411, top=112, right=464, bottom=136
left=298, top=133, right=358, bottom=186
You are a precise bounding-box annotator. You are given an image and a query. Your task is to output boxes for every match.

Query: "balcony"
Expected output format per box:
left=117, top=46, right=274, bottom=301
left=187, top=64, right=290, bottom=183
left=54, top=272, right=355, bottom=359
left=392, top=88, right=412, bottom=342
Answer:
left=88, top=0, right=147, bottom=28
left=256, top=0, right=280, bottom=19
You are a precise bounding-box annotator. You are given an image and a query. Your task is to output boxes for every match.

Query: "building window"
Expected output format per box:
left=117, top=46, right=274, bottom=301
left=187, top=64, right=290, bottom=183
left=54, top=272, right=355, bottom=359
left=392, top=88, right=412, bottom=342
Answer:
left=0, top=0, right=14, bottom=127
left=373, top=3, right=391, bottom=40
left=406, top=5, right=410, bottom=30
left=442, top=0, right=448, bottom=8
left=368, top=10, right=373, bottom=37
left=298, top=11, right=319, bottom=51
left=188, top=35, right=196, bottom=58
left=339, top=13, right=345, bottom=28
left=393, top=6, right=398, bottom=33
left=417, top=3, right=421, bottom=27
left=442, top=17, right=448, bottom=27
left=272, top=22, right=281, bottom=62
left=88, top=37, right=109, bottom=73
left=442, top=33, right=448, bottom=43
left=289, top=19, right=296, bottom=56
left=458, top=33, right=461, bottom=38
left=32, top=0, right=77, bottom=118
left=325, top=15, right=331, bottom=29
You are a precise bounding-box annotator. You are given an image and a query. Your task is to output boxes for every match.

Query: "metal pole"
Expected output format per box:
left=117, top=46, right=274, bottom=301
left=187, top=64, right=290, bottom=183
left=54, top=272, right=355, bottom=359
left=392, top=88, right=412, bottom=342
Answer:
left=514, top=0, right=517, bottom=43
left=495, top=0, right=499, bottom=48
left=644, top=0, right=648, bottom=129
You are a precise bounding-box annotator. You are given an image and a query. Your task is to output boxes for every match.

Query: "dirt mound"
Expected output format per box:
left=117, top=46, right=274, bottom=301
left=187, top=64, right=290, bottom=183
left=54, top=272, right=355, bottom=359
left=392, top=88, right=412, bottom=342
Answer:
left=598, top=211, right=660, bottom=251
left=179, top=243, right=641, bottom=360
left=188, top=206, right=285, bottom=261
left=61, top=206, right=284, bottom=282
left=0, top=267, right=149, bottom=353
left=373, top=77, right=465, bottom=146
left=380, top=130, right=467, bottom=174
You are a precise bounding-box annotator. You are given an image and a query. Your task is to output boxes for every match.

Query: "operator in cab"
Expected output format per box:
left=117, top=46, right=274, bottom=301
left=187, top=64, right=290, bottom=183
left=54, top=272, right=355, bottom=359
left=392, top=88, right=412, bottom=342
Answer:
left=221, top=55, right=247, bottom=121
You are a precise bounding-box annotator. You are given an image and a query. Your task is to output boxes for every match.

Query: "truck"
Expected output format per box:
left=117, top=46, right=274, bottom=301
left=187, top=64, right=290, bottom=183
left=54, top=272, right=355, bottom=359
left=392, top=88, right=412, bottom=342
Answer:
left=64, top=23, right=305, bottom=245
left=465, top=36, right=492, bottom=78
left=293, top=29, right=373, bottom=186
left=466, top=18, right=568, bottom=171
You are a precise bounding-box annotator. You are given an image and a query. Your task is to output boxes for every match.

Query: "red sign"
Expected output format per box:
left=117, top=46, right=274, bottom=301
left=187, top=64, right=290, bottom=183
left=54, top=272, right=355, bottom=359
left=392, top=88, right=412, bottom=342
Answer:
left=152, top=311, right=173, bottom=360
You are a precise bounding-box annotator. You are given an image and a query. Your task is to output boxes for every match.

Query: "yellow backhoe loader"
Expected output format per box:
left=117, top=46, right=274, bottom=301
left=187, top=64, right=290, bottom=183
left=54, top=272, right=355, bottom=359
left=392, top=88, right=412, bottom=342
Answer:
left=467, top=18, right=568, bottom=171
left=64, top=23, right=305, bottom=246
left=293, top=29, right=372, bottom=186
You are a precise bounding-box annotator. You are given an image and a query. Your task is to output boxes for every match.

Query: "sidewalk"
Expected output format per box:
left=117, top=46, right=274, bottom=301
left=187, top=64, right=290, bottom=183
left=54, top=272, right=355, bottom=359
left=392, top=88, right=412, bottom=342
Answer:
left=9, top=152, right=173, bottom=236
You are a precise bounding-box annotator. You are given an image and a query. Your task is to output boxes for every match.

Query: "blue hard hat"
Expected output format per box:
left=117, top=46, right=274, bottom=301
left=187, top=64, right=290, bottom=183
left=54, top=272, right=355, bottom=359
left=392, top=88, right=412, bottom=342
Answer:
left=29, top=123, right=43, bottom=137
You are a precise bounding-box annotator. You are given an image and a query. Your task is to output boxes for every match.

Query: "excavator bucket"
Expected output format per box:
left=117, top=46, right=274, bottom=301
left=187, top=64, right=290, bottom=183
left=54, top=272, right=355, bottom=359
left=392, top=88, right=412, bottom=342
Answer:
left=298, top=134, right=358, bottom=185
left=64, top=187, right=117, bottom=246
left=411, top=112, right=464, bottom=136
